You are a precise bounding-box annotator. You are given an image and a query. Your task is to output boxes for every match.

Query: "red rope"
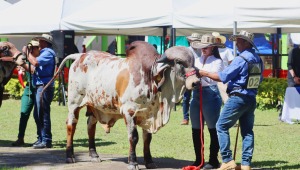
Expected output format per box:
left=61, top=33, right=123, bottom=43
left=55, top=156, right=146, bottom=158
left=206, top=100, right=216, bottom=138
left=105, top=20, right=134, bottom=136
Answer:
left=182, top=85, right=204, bottom=170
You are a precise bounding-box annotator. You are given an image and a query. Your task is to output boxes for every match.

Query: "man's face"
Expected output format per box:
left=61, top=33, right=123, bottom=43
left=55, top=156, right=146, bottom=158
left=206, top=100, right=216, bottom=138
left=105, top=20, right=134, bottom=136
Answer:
left=236, top=38, right=248, bottom=52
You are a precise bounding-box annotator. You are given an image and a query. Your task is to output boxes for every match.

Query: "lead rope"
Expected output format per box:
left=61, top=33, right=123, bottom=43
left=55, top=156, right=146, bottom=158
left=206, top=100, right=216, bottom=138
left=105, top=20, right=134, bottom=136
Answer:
left=182, top=79, right=204, bottom=170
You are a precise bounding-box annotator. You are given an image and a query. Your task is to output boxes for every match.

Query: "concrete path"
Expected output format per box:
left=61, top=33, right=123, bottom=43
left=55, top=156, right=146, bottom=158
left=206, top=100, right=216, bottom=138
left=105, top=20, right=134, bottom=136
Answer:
left=0, top=147, right=192, bottom=170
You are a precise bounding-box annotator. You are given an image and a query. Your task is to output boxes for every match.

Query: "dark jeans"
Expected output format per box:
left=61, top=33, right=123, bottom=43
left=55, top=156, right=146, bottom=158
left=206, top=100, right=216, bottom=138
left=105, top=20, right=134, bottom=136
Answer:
left=182, top=90, right=191, bottom=120
left=34, top=86, right=54, bottom=144
left=18, top=86, right=35, bottom=139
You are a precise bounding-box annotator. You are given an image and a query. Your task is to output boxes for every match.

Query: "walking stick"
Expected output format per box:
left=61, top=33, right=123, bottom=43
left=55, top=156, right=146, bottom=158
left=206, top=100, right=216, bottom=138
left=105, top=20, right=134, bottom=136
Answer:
left=233, top=121, right=240, bottom=160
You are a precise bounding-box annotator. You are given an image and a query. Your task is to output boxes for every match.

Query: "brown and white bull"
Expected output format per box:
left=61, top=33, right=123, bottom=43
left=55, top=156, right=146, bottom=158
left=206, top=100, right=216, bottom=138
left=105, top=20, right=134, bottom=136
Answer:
left=46, top=41, right=199, bottom=170
left=0, top=42, right=24, bottom=107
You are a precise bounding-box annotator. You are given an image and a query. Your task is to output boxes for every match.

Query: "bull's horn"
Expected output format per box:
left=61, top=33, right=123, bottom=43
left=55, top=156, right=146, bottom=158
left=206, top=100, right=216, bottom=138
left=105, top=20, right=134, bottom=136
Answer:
left=156, top=53, right=169, bottom=63
left=164, top=46, right=194, bottom=68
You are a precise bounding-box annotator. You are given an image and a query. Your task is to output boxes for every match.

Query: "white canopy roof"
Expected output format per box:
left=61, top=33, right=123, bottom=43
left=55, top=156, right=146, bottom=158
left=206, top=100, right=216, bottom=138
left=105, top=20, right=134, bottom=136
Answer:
left=0, top=1, right=11, bottom=10
left=1, top=0, right=300, bottom=36
left=60, top=0, right=173, bottom=36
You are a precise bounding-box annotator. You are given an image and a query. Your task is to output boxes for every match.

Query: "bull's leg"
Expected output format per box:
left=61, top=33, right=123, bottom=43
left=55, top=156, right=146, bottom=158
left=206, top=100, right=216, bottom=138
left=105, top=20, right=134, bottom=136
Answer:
left=66, top=107, right=80, bottom=163
left=126, top=115, right=139, bottom=170
left=142, top=129, right=157, bottom=169
left=87, top=113, right=101, bottom=162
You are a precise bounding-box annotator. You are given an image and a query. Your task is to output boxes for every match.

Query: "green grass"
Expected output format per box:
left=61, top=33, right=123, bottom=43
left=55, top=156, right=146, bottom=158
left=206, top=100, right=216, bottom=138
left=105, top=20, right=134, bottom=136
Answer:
left=0, top=99, right=300, bottom=169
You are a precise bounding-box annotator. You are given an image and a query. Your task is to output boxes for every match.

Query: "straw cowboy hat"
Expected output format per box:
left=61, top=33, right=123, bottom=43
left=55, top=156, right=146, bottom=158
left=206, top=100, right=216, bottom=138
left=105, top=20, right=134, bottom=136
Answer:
left=229, top=30, right=259, bottom=51
left=33, top=34, right=54, bottom=45
left=186, top=33, right=202, bottom=41
left=212, top=32, right=227, bottom=44
left=191, top=33, right=224, bottom=49
left=28, top=40, right=39, bottom=47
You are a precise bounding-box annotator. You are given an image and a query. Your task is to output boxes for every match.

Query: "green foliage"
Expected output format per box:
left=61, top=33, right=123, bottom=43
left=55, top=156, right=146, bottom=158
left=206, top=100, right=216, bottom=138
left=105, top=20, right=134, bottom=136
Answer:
left=5, top=77, right=24, bottom=99
left=5, top=77, right=60, bottom=101
left=256, top=78, right=288, bottom=110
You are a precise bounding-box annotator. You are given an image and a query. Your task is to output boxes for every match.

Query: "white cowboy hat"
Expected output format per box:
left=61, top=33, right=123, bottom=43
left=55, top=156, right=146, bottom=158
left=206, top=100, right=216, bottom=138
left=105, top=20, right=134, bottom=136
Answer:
left=212, top=32, right=227, bottom=44
left=186, top=33, right=202, bottom=41
left=29, top=40, right=39, bottom=47
left=34, top=34, right=53, bottom=44
left=229, top=30, right=258, bottom=51
left=191, top=33, right=224, bottom=49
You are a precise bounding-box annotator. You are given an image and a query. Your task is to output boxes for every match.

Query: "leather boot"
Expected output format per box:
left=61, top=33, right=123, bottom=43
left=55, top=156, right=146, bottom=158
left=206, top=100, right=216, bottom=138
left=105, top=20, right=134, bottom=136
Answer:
left=203, top=128, right=220, bottom=169
left=192, top=128, right=204, bottom=168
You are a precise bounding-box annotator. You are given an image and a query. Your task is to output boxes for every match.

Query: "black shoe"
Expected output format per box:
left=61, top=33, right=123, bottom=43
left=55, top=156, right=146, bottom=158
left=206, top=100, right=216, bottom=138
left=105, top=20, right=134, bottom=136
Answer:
left=203, top=162, right=219, bottom=169
left=11, top=138, right=25, bottom=147
left=33, top=142, right=52, bottom=149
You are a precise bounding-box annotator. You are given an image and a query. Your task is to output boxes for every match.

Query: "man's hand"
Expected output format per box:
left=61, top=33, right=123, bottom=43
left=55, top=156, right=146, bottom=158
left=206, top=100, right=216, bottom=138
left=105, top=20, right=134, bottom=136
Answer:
left=294, top=76, right=300, bottom=85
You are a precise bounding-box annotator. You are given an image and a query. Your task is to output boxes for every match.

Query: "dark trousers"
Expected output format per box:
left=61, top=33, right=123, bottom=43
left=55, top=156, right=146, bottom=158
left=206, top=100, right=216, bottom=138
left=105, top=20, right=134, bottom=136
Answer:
left=18, top=86, right=35, bottom=139
left=182, top=90, right=191, bottom=120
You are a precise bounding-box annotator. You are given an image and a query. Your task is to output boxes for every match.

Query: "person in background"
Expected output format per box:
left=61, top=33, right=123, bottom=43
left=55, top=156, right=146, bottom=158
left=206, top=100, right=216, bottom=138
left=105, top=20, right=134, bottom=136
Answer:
left=198, top=30, right=263, bottom=170
left=11, top=40, right=40, bottom=146
left=278, top=43, right=300, bottom=120
left=185, top=34, right=224, bottom=169
left=212, top=32, right=235, bottom=103
left=181, top=33, right=202, bottom=125
left=20, top=34, right=56, bottom=149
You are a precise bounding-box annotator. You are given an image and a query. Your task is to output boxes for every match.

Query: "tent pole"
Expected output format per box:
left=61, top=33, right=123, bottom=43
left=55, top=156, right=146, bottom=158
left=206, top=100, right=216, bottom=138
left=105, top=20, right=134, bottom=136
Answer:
left=170, top=27, right=176, bottom=47
left=233, top=21, right=237, bottom=57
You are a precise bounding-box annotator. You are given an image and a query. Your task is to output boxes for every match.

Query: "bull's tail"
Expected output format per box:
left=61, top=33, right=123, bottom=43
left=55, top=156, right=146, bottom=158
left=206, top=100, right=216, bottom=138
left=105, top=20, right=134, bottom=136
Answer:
left=43, top=53, right=83, bottom=93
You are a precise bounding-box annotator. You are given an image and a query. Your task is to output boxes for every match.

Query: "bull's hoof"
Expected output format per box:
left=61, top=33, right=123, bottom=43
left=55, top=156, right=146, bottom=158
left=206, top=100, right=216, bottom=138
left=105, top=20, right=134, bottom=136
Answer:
left=145, top=162, right=157, bottom=169
left=66, top=157, right=76, bottom=163
left=90, top=157, right=101, bottom=162
left=89, top=149, right=101, bottom=162
left=127, top=163, right=139, bottom=170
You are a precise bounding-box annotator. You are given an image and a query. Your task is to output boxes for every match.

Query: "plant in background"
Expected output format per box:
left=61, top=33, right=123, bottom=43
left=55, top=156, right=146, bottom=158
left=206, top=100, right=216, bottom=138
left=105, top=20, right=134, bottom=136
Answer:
left=256, top=78, right=288, bottom=110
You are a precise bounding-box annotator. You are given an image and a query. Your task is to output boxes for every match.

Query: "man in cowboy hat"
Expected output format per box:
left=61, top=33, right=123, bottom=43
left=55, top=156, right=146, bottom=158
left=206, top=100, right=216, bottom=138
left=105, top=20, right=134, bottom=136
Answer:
left=180, top=33, right=202, bottom=125
left=198, top=30, right=263, bottom=170
left=21, top=33, right=56, bottom=149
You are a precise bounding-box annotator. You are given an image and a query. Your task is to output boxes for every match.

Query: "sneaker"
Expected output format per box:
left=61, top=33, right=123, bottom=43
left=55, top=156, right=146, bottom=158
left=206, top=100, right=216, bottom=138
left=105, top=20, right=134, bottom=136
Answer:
left=33, top=142, right=52, bottom=149
left=181, top=119, right=189, bottom=125
left=11, top=138, right=24, bottom=147
left=218, top=160, right=237, bottom=170
left=32, top=140, right=41, bottom=146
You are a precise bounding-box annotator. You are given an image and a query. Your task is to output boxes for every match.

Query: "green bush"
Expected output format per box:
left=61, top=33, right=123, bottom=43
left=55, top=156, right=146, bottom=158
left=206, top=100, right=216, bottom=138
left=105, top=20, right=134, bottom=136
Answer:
left=256, top=77, right=288, bottom=110
left=5, top=77, right=59, bottom=101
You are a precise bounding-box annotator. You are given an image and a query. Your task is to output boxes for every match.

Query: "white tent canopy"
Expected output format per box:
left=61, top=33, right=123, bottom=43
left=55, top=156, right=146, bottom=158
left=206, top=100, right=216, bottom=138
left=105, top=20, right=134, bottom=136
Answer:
left=1, top=0, right=300, bottom=36
left=0, top=0, right=11, bottom=10
left=0, top=0, right=94, bottom=36
left=61, top=0, right=173, bottom=36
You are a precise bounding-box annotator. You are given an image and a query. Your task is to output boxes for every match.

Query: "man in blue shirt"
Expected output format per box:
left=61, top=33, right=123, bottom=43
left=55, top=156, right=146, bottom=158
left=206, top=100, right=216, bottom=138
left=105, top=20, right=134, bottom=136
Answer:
left=21, top=34, right=56, bottom=149
left=198, top=30, right=263, bottom=170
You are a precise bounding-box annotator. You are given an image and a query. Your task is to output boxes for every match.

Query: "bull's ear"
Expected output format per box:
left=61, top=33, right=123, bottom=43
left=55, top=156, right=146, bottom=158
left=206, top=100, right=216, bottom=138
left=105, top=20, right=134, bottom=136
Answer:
left=153, top=63, right=170, bottom=91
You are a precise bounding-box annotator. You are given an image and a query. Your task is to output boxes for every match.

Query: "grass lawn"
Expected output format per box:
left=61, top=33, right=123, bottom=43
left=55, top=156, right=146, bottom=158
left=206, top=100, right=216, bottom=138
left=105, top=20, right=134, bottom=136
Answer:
left=0, top=99, right=300, bottom=169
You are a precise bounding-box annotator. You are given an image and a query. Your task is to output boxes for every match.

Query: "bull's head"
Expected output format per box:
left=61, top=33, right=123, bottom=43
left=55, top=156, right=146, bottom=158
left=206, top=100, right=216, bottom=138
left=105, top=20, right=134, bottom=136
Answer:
left=152, top=46, right=200, bottom=126
left=0, top=41, right=23, bottom=107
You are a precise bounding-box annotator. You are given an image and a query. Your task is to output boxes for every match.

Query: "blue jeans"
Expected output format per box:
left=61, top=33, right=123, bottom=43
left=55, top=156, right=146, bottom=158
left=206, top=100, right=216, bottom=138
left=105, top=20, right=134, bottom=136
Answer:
left=216, top=95, right=256, bottom=166
left=182, top=90, right=191, bottom=120
left=190, top=85, right=222, bottom=129
left=34, top=86, right=54, bottom=144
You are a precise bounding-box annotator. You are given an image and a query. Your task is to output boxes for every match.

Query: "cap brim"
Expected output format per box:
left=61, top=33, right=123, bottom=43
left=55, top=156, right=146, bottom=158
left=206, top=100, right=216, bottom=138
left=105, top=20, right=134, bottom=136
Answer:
left=215, top=35, right=226, bottom=44
left=191, top=41, right=212, bottom=49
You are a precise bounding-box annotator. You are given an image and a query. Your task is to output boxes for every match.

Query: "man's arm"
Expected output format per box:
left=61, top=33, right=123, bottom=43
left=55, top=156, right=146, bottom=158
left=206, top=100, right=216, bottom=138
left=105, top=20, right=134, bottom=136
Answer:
left=199, top=70, right=221, bottom=82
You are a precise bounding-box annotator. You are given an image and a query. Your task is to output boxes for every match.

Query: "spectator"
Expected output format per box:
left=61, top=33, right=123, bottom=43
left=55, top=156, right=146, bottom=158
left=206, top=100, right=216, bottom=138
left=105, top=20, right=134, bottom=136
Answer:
left=279, top=43, right=300, bottom=120
left=186, top=34, right=224, bottom=169
left=21, top=34, right=56, bottom=149
left=212, top=32, right=235, bottom=103
left=181, top=33, right=202, bottom=125
left=11, top=40, right=40, bottom=147
left=198, top=30, right=263, bottom=170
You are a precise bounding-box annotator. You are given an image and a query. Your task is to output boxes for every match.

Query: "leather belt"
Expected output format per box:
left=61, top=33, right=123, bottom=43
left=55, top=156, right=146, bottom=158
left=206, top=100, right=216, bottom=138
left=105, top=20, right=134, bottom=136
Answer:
left=229, top=92, right=244, bottom=97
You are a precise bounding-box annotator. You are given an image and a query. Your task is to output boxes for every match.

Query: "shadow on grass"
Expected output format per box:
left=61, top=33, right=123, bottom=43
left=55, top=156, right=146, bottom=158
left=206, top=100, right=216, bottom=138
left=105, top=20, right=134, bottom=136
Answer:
left=253, top=160, right=300, bottom=169
left=0, top=138, right=115, bottom=148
